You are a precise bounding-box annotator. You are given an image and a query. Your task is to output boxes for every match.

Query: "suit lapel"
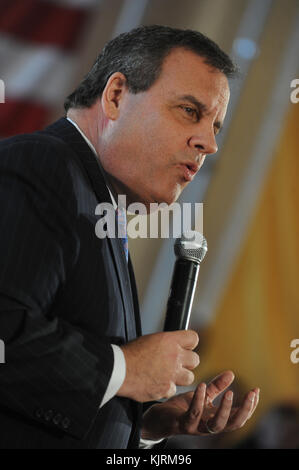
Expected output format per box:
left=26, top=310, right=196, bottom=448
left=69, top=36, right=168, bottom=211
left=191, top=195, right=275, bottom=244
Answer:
left=43, top=118, right=137, bottom=342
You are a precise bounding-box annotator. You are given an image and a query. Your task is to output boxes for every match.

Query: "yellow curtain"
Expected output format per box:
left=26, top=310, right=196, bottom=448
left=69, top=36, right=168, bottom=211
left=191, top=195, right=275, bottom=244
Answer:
left=197, top=103, right=299, bottom=442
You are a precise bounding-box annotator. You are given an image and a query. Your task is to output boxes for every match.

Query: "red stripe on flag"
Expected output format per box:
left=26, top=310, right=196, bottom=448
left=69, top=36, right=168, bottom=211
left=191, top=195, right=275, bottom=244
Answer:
left=0, top=99, right=49, bottom=138
left=0, top=0, right=88, bottom=50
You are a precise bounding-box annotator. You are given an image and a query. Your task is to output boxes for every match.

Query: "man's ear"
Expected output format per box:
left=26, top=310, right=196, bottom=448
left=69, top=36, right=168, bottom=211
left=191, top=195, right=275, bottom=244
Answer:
left=101, top=72, right=128, bottom=120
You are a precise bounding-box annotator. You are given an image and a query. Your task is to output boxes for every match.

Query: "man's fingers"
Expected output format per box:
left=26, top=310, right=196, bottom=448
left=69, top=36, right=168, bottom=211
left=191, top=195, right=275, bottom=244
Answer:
left=205, top=370, right=235, bottom=405
left=182, top=350, right=200, bottom=370
left=181, top=383, right=206, bottom=433
left=248, top=388, right=260, bottom=418
left=206, top=390, right=234, bottom=433
left=164, top=382, right=177, bottom=399
left=175, top=330, right=199, bottom=350
left=176, top=350, right=199, bottom=387
left=227, top=390, right=255, bottom=430
left=176, top=369, right=195, bottom=387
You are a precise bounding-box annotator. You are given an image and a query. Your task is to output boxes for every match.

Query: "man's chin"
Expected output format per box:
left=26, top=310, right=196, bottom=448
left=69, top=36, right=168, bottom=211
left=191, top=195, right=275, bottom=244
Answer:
left=126, top=185, right=182, bottom=213
left=147, top=196, right=181, bottom=213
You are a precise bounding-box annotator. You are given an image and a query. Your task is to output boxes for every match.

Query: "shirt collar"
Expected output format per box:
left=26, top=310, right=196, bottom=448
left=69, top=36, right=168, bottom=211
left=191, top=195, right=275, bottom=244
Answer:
left=67, top=117, right=117, bottom=210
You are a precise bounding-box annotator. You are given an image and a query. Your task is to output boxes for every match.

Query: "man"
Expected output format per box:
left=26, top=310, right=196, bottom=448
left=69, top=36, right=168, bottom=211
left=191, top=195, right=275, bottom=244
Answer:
left=0, top=25, right=259, bottom=449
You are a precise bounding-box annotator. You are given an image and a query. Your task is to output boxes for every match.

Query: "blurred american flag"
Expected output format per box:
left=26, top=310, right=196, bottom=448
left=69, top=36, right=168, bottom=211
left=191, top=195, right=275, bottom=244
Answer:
left=0, top=0, right=99, bottom=137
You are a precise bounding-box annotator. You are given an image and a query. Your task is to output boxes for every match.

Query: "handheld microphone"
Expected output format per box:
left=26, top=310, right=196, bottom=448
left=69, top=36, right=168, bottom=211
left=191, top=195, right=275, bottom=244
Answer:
left=163, top=231, right=207, bottom=331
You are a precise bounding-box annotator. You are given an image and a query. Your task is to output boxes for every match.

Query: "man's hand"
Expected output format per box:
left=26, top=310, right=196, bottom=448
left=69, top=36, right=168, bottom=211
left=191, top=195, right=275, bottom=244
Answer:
left=141, top=370, right=260, bottom=440
left=117, top=330, right=199, bottom=402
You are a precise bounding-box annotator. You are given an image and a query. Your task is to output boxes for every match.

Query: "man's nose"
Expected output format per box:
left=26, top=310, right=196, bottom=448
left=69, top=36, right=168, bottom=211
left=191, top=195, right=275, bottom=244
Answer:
left=188, top=126, right=218, bottom=155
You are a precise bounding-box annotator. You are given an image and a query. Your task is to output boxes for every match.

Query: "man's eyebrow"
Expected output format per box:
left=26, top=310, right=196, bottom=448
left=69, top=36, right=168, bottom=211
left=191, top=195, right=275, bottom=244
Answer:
left=178, top=94, right=223, bottom=132
left=178, top=94, right=208, bottom=113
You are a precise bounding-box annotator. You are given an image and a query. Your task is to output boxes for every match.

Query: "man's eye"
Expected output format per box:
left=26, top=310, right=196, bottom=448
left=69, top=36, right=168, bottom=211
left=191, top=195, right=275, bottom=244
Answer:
left=181, top=106, right=198, bottom=121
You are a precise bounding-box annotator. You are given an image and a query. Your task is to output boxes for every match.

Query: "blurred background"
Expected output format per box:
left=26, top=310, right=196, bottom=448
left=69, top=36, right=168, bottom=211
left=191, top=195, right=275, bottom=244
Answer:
left=0, top=0, right=298, bottom=449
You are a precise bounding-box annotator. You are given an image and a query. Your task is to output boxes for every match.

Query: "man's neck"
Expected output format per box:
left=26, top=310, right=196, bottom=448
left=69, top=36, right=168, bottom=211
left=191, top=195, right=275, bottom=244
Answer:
left=67, top=107, right=100, bottom=154
left=66, top=115, right=120, bottom=208
left=66, top=109, right=141, bottom=211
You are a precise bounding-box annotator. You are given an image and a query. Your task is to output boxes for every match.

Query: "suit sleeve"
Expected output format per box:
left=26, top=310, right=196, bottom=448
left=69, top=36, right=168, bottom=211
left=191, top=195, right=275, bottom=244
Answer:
left=0, top=136, right=114, bottom=440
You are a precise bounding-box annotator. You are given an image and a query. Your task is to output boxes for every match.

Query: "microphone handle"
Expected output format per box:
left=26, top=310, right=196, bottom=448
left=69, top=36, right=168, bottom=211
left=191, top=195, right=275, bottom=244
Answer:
left=163, top=258, right=200, bottom=331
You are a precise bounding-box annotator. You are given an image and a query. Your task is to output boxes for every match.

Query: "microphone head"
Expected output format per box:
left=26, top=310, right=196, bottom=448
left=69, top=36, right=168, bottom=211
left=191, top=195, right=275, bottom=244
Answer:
left=174, top=231, right=208, bottom=263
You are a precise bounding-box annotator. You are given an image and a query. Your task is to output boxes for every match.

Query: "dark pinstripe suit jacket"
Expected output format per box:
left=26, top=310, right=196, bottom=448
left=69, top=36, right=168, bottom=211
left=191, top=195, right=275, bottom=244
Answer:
left=0, top=117, right=143, bottom=449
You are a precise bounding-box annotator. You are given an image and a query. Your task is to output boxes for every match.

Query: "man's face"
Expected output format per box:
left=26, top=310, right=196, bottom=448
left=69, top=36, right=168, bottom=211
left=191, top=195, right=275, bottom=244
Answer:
left=101, top=47, right=230, bottom=207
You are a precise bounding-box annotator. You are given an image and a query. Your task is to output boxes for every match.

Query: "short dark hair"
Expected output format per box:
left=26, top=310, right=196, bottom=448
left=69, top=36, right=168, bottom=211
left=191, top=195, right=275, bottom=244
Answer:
left=64, top=24, right=237, bottom=112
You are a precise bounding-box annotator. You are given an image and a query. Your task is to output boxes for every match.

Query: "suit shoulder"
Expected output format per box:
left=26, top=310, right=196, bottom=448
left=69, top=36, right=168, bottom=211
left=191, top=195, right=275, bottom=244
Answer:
left=0, top=132, right=84, bottom=213
left=0, top=131, right=72, bottom=164
left=0, top=130, right=81, bottom=184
